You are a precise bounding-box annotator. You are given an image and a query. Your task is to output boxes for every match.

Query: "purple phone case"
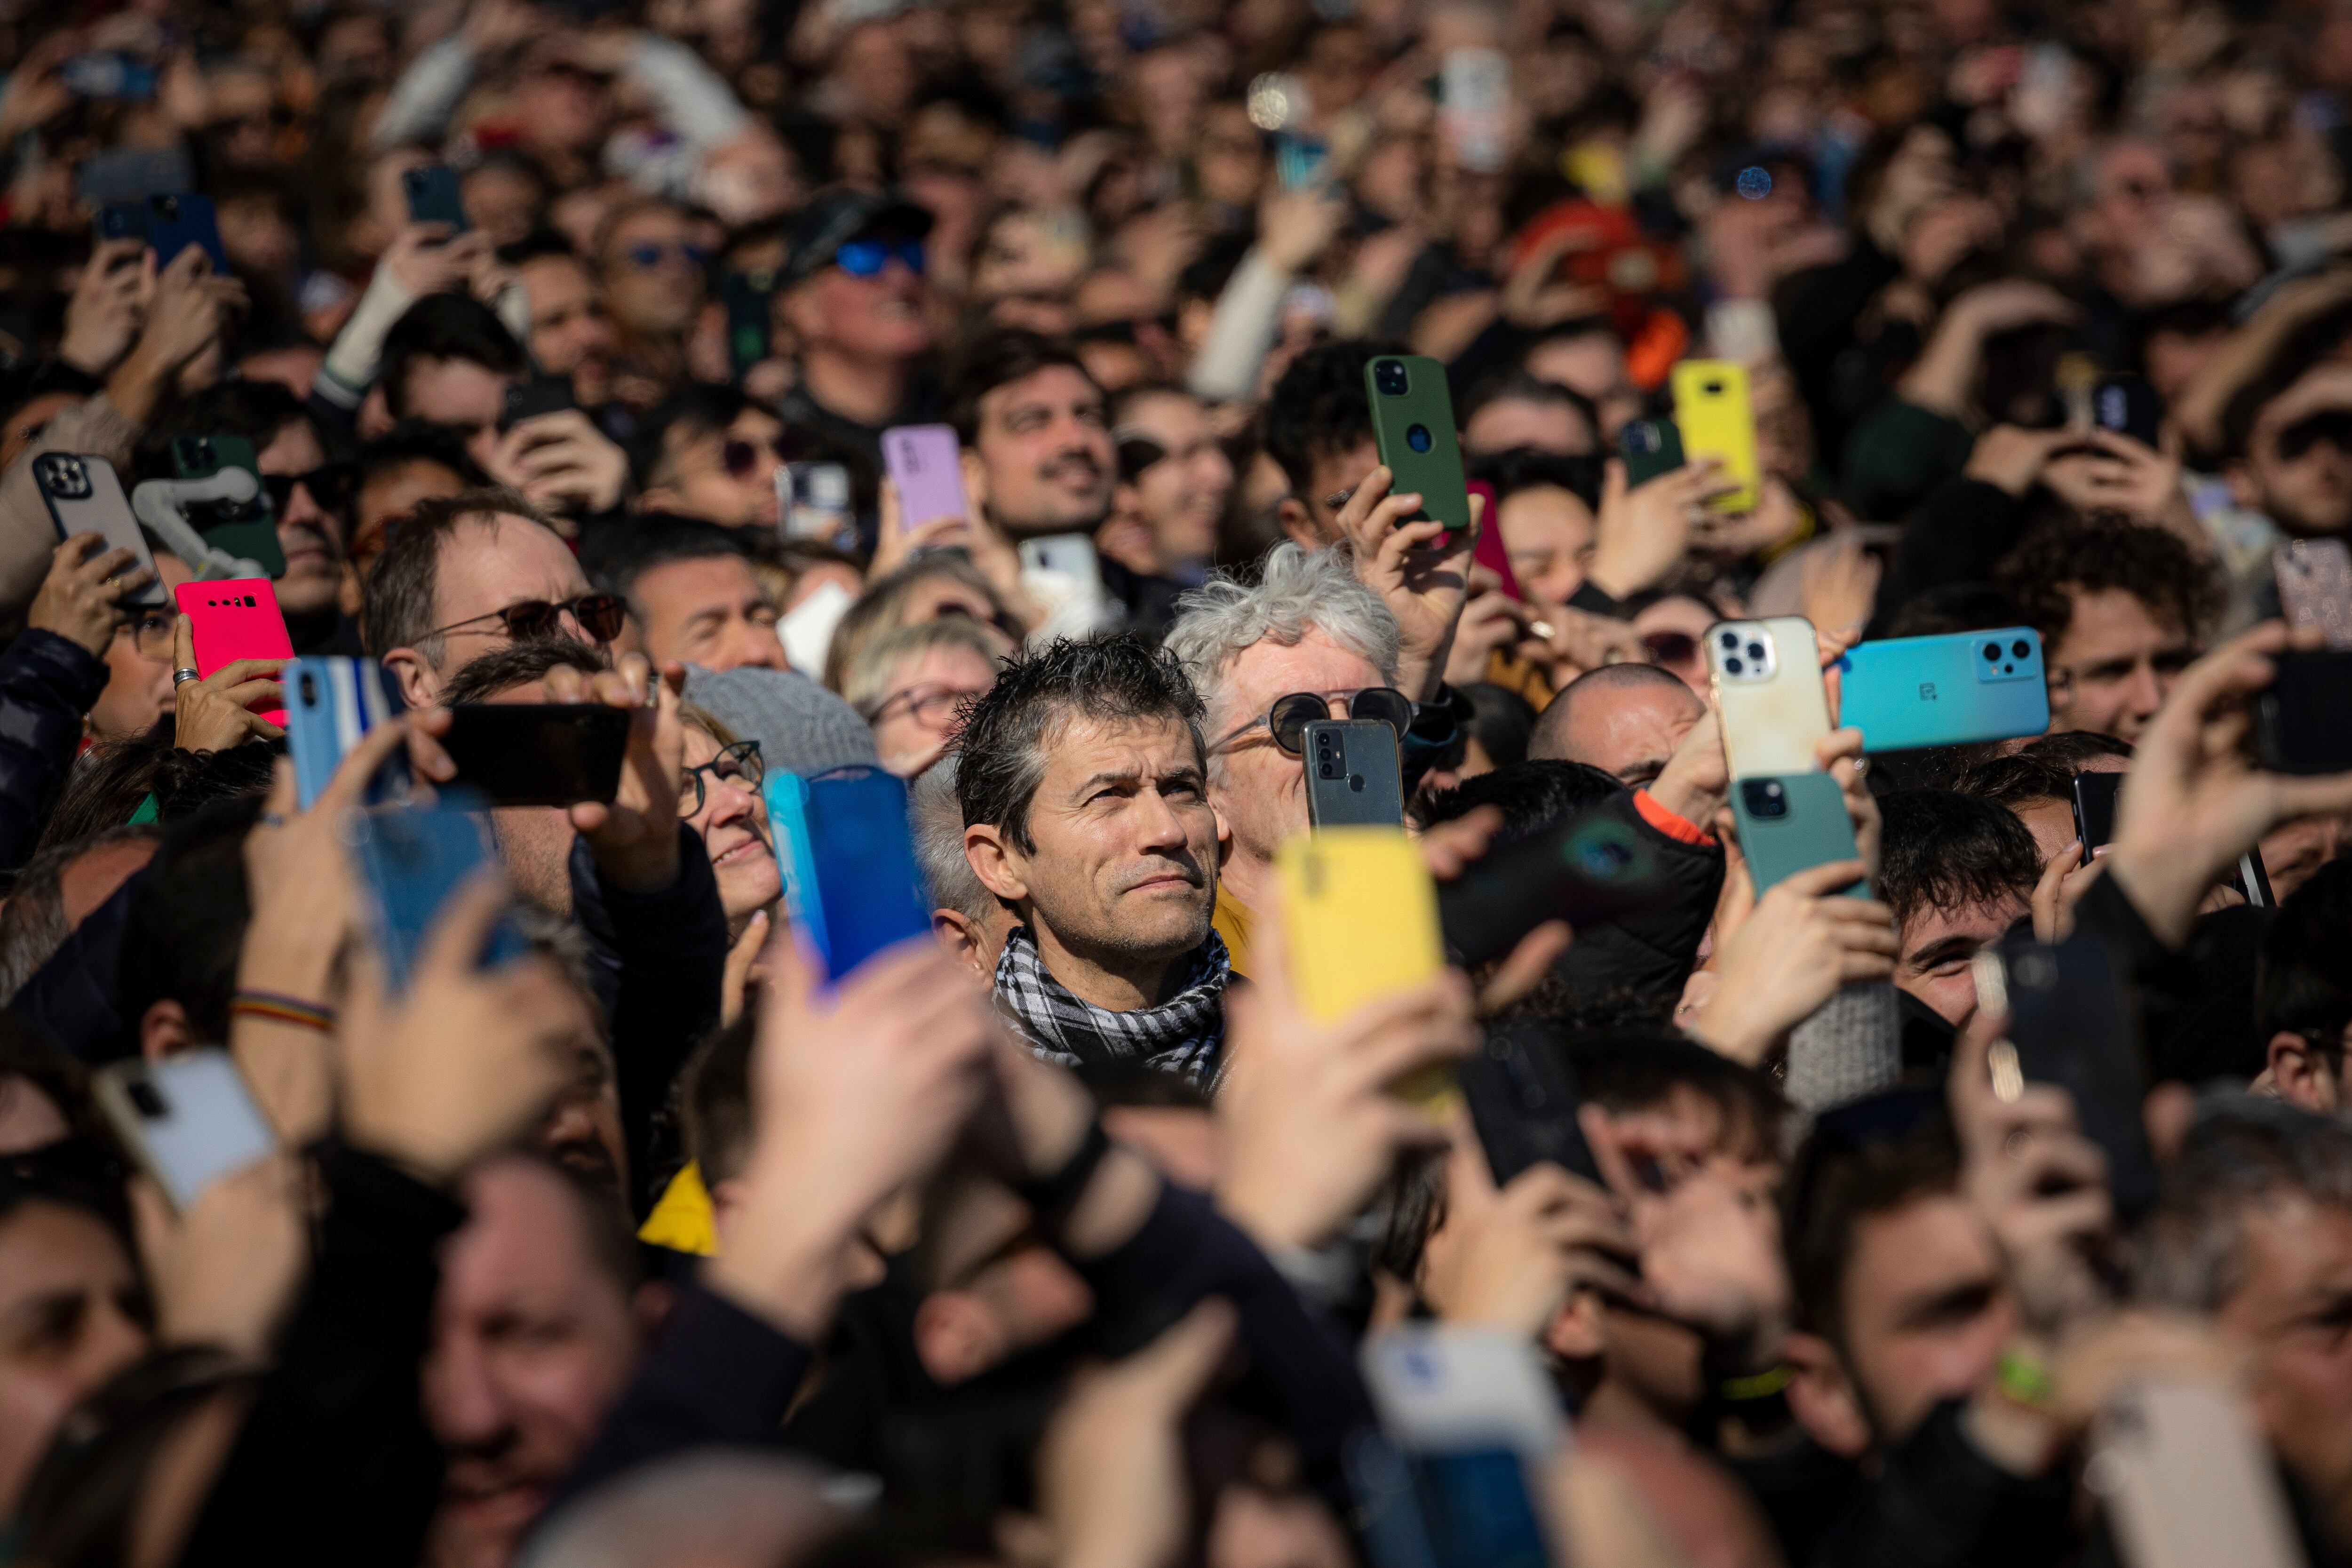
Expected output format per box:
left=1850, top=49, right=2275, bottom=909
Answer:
left=883, top=424, right=968, bottom=529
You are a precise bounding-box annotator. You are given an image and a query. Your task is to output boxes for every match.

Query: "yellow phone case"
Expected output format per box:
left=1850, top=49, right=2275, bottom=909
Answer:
left=1274, top=828, right=1454, bottom=1106
left=1670, top=359, right=1761, bottom=513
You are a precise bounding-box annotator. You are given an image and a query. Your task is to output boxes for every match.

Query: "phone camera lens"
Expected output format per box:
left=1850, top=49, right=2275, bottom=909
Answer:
left=298, top=673, right=318, bottom=704
left=127, top=1081, right=166, bottom=1118
left=1740, top=779, right=1789, bottom=818
left=1745, top=642, right=1765, bottom=661
left=2011, top=639, right=2031, bottom=660
left=1723, top=656, right=1744, bottom=675
left=1719, top=630, right=1740, bottom=648
left=1374, top=360, right=1409, bottom=396
left=1984, top=642, right=2002, bottom=661
left=1319, top=761, right=1338, bottom=778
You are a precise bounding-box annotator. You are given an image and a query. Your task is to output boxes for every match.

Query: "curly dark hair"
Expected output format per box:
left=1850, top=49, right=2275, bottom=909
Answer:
left=1261, top=338, right=1407, bottom=502
left=951, top=634, right=1205, bottom=853
left=1876, top=787, right=2041, bottom=928
left=1992, top=515, right=2225, bottom=653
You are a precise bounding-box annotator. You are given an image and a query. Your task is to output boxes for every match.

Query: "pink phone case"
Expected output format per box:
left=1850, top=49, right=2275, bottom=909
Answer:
left=175, top=579, right=294, bottom=726
left=1466, top=480, right=1524, bottom=601
left=882, top=424, right=969, bottom=529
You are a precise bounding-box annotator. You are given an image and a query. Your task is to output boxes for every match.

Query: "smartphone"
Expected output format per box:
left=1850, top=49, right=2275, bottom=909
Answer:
left=2092, top=1381, right=2303, bottom=1568
left=1438, top=47, right=1510, bottom=174
left=93, top=1051, right=276, bottom=1213
left=1277, top=826, right=1445, bottom=1028
left=2072, top=770, right=2123, bottom=852
left=95, top=201, right=148, bottom=244
left=721, top=272, right=772, bottom=380
left=1707, top=617, right=1832, bottom=778
left=1669, top=360, right=1760, bottom=513
left=75, top=146, right=191, bottom=208
left=1465, top=482, right=1526, bottom=602
left=1731, top=774, right=1866, bottom=897
left=62, top=53, right=158, bottom=100
left=349, top=794, right=531, bottom=992
left=30, top=453, right=167, bottom=609
left=170, top=434, right=287, bottom=578
left=500, top=374, right=576, bottom=431
left=1458, top=1019, right=1599, bottom=1186
left=440, top=705, right=631, bottom=807
left=2274, top=539, right=2352, bottom=650
left=883, top=424, right=970, bottom=529
left=1357, top=1327, right=1562, bottom=1568
left=1436, top=808, right=1670, bottom=969
left=1973, top=930, right=2158, bottom=1220
left=2236, top=849, right=2275, bottom=910
left=285, top=657, right=409, bottom=810
left=1365, top=354, right=1474, bottom=543
left=145, top=191, right=227, bottom=275
left=2255, top=648, right=2352, bottom=773
left=764, top=766, right=933, bottom=981
left=1303, top=718, right=1405, bottom=828
left=1618, top=417, right=1684, bottom=487
left=1274, top=131, right=1331, bottom=190
left=781, top=461, right=854, bottom=547
left=1832, top=628, right=2049, bottom=752
left=401, top=164, right=469, bottom=232
left=175, top=579, right=294, bottom=726
left=2090, top=374, right=2164, bottom=449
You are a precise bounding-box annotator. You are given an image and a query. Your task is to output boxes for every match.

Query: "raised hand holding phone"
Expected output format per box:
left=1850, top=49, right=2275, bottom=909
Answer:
left=540, top=653, right=687, bottom=893
left=169, top=608, right=286, bottom=751
left=1333, top=462, right=1481, bottom=703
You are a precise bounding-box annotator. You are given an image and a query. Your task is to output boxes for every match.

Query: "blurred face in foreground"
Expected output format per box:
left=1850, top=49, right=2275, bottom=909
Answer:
left=2214, top=1194, right=2352, bottom=1547
left=0, top=1201, right=147, bottom=1516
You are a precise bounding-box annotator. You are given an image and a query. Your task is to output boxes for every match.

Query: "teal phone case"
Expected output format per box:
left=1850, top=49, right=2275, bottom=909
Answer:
left=1363, top=354, right=1472, bottom=540
left=763, top=766, right=932, bottom=980
left=1731, top=773, right=1867, bottom=898
left=1836, top=628, right=2049, bottom=753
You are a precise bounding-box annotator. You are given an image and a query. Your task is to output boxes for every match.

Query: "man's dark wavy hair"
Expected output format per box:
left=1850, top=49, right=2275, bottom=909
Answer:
left=1993, top=515, right=2225, bottom=651
left=1262, top=338, right=1406, bottom=502
left=1875, top=788, right=2041, bottom=928
left=951, top=634, right=1204, bottom=854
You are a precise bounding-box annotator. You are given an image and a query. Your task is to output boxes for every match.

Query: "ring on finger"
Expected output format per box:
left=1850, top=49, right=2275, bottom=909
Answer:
left=171, top=667, right=202, bottom=687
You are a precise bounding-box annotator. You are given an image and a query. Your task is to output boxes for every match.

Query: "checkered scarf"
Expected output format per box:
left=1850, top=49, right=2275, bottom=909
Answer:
left=992, top=924, right=1230, bottom=1084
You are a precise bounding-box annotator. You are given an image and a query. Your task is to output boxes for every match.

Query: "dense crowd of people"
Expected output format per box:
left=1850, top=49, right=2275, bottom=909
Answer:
left=2, top=0, right=2352, bottom=1564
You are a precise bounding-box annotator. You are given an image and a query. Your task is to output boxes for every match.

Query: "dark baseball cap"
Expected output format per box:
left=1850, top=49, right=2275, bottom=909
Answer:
left=783, top=189, right=935, bottom=283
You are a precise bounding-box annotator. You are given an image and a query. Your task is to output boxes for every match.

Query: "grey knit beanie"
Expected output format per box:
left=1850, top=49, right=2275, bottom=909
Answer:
left=682, top=665, right=879, bottom=778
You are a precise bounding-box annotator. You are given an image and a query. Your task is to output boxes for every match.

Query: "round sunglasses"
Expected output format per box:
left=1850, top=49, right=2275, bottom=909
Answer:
left=1212, top=687, right=1414, bottom=756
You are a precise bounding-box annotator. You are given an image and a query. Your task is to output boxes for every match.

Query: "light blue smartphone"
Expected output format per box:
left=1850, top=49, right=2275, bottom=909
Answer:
left=348, top=792, right=530, bottom=991
left=763, top=766, right=933, bottom=980
left=285, top=656, right=407, bottom=810
left=1730, top=774, right=1868, bottom=898
left=1835, top=628, right=2049, bottom=752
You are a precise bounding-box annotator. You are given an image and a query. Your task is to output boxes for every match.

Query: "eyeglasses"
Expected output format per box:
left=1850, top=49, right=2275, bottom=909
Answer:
left=263, top=462, right=358, bottom=516
left=1211, top=687, right=1414, bottom=756
left=835, top=238, right=927, bottom=279
left=624, top=240, right=713, bottom=271
left=426, top=592, right=629, bottom=645
left=721, top=435, right=789, bottom=479
left=119, top=606, right=177, bottom=660
left=863, top=681, right=981, bottom=728
left=679, top=739, right=764, bottom=818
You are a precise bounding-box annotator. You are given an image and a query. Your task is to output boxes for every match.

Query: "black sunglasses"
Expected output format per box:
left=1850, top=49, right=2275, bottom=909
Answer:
left=721, top=436, right=789, bottom=479
left=425, top=592, right=629, bottom=645
left=1212, top=687, right=1414, bottom=756
left=263, top=462, right=358, bottom=515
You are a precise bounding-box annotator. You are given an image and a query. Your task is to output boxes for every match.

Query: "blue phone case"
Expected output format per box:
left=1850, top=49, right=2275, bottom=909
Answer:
left=285, top=657, right=407, bottom=810
left=349, top=794, right=528, bottom=991
left=1835, top=628, right=2049, bottom=752
left=763, top=766, right=932, bottom=980
left=144, top=192, right=226, bottom=275
left=1730, top=773, right=1868, bottom=898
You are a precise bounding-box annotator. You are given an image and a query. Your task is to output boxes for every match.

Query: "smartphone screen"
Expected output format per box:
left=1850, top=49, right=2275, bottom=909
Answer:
left=439, top=705, right=630, bottom=807
left=2072, top=770, right=2123, bottom=852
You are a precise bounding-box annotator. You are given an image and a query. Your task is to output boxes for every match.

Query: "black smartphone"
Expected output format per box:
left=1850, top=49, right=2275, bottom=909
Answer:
left=721, top=272, right=774, bottom=381
left=402, top=164, right=469, bottom=232
left=1977, top=930, right=2159, bottom=1221
left=1303, top=718, right=1405, bottom=828
left=439, top=705, right=631, bottom=807
left=1458, top=1019, right=1600, bottom=1186
left=1619, top=417, right=1685, bottom=486
left=500, top=374, right=575, bottom=432
left=2091, top=374, right=2164, bottom=449
left=2071, top=770, right=2122, bottom=852
left=2257, top=649, right=2352, bottom=773
left=1437, top=808, right=1670, bottom=970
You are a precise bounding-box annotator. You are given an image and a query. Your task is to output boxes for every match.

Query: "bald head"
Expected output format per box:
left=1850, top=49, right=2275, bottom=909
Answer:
left=1530, top=663, right=1705, bottom=786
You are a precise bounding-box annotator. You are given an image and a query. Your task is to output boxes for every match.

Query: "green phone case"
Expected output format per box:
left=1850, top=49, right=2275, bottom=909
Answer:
left=1619, top=417, right=1685, bottom=486
left=1730, top=773, right=1868, bottom=898
left=1363, top=354, right=1472, bottom=540
left=171, top=434, right=287, bottom=578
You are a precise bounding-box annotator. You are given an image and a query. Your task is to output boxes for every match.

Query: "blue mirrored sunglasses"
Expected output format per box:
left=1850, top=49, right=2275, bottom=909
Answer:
left=835, top=238, right=927, bottom=278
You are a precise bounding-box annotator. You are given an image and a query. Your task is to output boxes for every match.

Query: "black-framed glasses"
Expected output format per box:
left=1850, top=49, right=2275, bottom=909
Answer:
left=119, top=606, right=176, bottom=660
left=262, top=462, right=358, bottom=516
left=1211, top=686, right=1414, bottom=756
left=426, top=592, right=629, bottom=645
left=679, top=739, right=764, bottom=818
